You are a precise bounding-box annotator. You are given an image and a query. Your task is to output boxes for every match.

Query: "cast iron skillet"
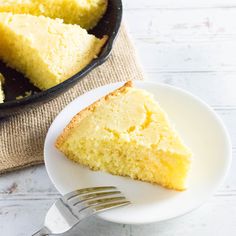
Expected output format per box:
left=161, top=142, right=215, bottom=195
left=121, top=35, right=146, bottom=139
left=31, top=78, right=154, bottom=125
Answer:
left=0, top=0, right=122, bottom=117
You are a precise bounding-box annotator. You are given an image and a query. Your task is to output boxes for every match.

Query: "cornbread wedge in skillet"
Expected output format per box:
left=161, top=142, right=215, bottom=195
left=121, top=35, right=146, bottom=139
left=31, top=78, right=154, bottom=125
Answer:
left=0, top=13, right=107, bottom=90
left=0, top=0, right=108, bottom=29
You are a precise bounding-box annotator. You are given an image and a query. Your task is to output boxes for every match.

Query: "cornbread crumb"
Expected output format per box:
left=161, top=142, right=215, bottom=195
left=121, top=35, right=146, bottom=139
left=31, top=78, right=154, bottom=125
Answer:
left=0, top=72, right=5, bottom=103
left=0, top=13, right=107, bottom=90
left=16, top=90, right=32, bottom=100
left=56, top=81, right=192, bottom=191
left=0, top=0, right=108, bottom=30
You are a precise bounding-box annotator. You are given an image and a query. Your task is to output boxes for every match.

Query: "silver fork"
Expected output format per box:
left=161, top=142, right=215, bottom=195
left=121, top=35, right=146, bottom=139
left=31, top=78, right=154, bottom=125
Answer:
left=32, top=186, right=130, bottom=235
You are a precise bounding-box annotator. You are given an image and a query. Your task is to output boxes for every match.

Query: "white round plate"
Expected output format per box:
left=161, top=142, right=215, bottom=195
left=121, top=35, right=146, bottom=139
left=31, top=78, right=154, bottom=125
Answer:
left=44, top=81, right=232, bottom=224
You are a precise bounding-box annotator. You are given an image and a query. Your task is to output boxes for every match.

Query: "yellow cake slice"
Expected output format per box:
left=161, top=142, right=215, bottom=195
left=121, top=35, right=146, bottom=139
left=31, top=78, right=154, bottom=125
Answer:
left=0, top=0, right=107, bottom=30
left=0, top=72, right=5, bottom=103
left=0, top=13, right=107, bottom=90
left=56, top=81, right=192, bottom=191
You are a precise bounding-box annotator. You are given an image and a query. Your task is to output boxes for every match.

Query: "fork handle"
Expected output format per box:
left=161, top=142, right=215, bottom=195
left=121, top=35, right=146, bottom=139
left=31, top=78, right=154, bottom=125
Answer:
left=32, top=227, right=51, bottom=236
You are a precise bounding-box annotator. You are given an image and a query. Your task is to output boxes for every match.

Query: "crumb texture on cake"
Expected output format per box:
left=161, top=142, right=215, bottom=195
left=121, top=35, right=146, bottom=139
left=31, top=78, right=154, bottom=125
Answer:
left=56, top=82, right=192, bottom=191
left=0, top=0, right=107, bottom=29
left=0, top=13, right=107, bottom=90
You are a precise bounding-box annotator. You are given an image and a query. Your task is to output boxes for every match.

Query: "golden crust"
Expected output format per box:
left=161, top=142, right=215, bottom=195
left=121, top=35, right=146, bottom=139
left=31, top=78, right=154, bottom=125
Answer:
left=55, top=81, right=134, bottom=149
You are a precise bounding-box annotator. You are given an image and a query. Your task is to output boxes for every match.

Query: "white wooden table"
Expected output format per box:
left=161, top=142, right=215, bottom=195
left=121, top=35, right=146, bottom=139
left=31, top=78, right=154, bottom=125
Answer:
left=1, top=0, right=236, bottom=235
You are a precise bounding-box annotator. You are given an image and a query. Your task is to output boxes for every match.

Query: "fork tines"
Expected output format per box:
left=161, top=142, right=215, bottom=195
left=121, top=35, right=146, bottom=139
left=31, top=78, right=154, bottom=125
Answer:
left=63, top=186, right=130, bottom=213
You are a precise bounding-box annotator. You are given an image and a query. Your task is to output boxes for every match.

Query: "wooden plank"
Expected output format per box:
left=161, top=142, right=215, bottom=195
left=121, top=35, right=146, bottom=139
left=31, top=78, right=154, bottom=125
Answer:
left=124, top=8, right=236, bottom=38
left=129, top=195, right=236, bottom=236
left=127, top=36, right=236, bottom=72
left=0, top=165, right=57, bottom=195
left=0, top=196, right=235, bottom=235
left=0, top=199, right=54, bottom=236
left=122, top=8, right=236, bottom=73
left=123, top=0, right=236, bottom=9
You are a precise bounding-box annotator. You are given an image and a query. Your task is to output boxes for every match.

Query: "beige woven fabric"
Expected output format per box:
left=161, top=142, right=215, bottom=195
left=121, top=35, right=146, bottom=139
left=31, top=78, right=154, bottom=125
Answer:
left=0, top=25, right=144, bottom=174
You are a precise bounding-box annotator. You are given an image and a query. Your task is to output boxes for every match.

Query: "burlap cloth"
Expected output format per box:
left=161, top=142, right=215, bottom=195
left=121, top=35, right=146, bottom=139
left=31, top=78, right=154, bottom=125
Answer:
left=0, top=25, right=144, bottom=174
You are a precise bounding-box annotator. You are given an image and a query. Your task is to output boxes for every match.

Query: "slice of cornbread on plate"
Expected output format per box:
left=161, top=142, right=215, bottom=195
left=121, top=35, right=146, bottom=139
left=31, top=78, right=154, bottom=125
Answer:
left=56, top=81, right=192, bottom=191
left=0, top=0, right=107, bottom=30
left=0, top=72, right=5, bottom=103
left=0, top=13, right=107, bottom=90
